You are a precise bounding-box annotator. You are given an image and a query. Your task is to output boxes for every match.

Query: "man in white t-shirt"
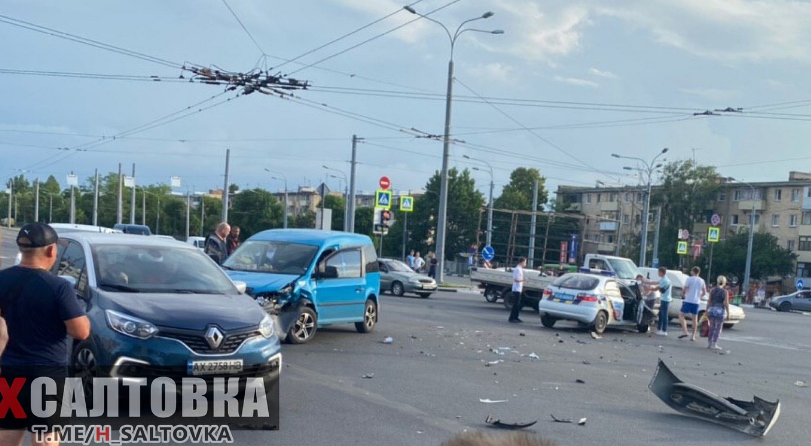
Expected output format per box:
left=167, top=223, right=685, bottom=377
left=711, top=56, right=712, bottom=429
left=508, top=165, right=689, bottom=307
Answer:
left=508, top=257, right=527, bottom=323
left=679, top=266, right=707, bottom=341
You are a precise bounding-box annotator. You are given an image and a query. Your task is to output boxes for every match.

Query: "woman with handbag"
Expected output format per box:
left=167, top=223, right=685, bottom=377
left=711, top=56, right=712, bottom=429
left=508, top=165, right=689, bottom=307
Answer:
left=707, top=276, right=731, bottom=350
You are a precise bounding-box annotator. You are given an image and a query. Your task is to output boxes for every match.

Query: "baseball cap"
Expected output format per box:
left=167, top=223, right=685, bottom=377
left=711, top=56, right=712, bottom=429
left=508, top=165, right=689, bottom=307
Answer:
left=16, top=223, right=59, bottom=248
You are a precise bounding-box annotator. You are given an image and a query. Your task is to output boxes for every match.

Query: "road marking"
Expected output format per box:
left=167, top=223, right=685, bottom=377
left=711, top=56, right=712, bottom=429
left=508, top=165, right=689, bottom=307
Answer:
left=722, top=334, right=809, bottom=351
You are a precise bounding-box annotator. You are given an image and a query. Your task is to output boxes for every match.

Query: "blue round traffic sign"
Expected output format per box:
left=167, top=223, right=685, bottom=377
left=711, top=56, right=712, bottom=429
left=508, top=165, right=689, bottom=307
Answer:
left=482, top=246, right=495, bottom=262
left=798, top=279, right=805, bottom=291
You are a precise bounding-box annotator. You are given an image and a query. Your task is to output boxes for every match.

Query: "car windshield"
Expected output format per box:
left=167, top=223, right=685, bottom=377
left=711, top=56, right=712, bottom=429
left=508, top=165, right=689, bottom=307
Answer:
left=551, top=274, right=600, bottom=291
left=222, top=240, right=318, bottom=275
left=384, top=260, right=413, bottom=272
left=607, top=258, right=641, bottom=280
left=92, top=244, right=237, bottom=294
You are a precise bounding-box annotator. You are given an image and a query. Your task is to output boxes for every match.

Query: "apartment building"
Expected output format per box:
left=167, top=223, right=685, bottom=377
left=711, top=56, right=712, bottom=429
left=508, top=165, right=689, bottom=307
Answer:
left=556, top=172, right=811, bottom=278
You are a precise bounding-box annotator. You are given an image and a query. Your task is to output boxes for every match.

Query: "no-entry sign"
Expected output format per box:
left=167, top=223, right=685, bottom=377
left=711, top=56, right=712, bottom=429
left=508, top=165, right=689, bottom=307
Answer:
left=379, top=176, right=391, bottom=190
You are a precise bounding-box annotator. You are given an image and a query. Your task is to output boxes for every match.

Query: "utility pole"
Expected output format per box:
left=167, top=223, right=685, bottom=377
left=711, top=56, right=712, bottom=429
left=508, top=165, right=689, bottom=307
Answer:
left=402, top=211, right=408, bottom=261
left=615, top=196, right=622, bottom=256
left=348, top=135, right=361, bottom=233
left=116, top=163, right=123, bottom=225
left=69, top=171, right=76, bottom=224
left=93, top=169, right=99, bottom=226
left=6, top=180, right=12, bottom=228
left=200, top=197, right=205, bottom=237
left=130, top=164, right=136, bottom=225
left=34, top=178, right=39, bottom=223
left=222, top=149, right=230, bottom=222
left=319, top=176, right=326, bottom=230
left=652, top=206, right=662, bottom=267
left=185, top=192, right=190, bottom=241
left=541, top=213, right=553, bottom=267
left=142, top=190, right=146, bottom=226
left=527, top=179, right=539, bottom=268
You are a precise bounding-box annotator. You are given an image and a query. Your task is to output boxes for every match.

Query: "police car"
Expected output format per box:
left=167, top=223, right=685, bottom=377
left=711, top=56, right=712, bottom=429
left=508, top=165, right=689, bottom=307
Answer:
left=538, top=269, right=657, bottom=334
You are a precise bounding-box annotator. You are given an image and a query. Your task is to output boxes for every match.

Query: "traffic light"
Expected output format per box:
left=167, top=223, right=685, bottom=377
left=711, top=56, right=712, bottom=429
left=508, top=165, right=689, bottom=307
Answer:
left=381, top=210, right=391, bottom=227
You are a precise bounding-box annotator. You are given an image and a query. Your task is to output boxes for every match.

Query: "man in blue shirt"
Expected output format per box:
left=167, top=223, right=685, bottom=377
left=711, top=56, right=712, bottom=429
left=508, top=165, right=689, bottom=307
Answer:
left=0, top=223, right=91, bottom=445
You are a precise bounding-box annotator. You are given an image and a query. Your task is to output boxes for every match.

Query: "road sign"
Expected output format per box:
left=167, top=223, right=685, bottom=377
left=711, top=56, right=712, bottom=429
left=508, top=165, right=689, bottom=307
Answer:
left=375, top=189, right=392, bottom=209
left=482, top=246, right=495, bottom=262
left=379, top=176, right=391, bottom=190
left=399, top=195, right=414, bottom=212
left=677, top=241, right=688, bottom=255
left=708, top=226, right=720, bottom=243
left=560, top=242, right=568, bottom=264
left=372, top=224, right=389, bottom=235
left=678, top=229, right=690, bottom=240
left=711, top=214, right=721, bottom=226
left=798, top=279, right=805, bottom=291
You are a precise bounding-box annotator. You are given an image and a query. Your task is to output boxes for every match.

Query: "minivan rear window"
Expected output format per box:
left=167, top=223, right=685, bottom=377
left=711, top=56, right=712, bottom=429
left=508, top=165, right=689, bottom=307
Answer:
left=551, top=274, right=600, bottom=291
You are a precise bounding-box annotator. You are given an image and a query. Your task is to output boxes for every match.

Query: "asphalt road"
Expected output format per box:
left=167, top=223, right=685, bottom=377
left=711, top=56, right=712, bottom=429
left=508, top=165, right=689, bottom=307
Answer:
left=3, top=229, right=810, bottom=445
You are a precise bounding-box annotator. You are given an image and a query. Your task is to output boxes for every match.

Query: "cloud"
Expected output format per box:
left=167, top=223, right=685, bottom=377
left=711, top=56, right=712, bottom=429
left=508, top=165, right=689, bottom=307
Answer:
left=589, top=68, right=619, bottom=79
left=597, top=0, right=811, bottom=62
left=464, top=62, right=516, bottom=82
left=554, top=75, right=598, bottom=88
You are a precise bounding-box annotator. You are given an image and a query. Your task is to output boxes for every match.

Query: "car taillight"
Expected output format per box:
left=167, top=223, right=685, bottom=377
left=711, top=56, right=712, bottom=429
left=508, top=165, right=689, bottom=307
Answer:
left=577, top=293, right=600, bottom=302
left=543, top=289, right=553, bottom=299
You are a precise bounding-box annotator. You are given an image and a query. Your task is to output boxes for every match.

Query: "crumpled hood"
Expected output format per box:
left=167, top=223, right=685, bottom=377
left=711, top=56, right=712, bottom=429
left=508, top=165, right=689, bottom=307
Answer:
left=99, top=291, right=264, bottom=331
left=226, top=271, right=301, bottom=294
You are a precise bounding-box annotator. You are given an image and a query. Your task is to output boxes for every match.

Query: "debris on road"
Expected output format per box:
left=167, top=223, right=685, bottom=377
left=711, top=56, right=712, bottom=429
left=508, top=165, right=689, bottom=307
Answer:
left=578, top=418, right=587, bottom=426
left=485, top=415, right=538, bottom=430
left=590, top=332, right=602, bottom=339
left=575, top=379, right=586, bottom=384
left=519, top=332, right=526, bottom=337
left=362, top=373, right=374, bottom=379
left=795, top=381, right=808, bottom=388
left=550, top=414, right=572, bottom=423
left=479, top=399, right=509, bottom=404
left=582, top=361, right=591, bottom=365
left=486, top=360, right=503, bottom=367
left=528, top=352, right=540, bottom=361
left=382, top=337, right=393, bottom=344
left=649, top=359, right=781, bottom=437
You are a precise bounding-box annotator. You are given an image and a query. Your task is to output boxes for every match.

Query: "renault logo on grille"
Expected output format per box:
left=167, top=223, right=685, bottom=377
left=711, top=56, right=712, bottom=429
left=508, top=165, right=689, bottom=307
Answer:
left=205, top=326, right=224, bottom=349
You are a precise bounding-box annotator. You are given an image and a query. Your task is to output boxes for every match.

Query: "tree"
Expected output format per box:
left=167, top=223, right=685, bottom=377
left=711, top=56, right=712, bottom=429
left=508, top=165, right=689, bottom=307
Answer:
left=652, top=160, right=722, bottom=268
left=489, top=168, right=549, bottom=264
left=494, top=168, right=547, bottom=212
left=323, top=194, right=345, bottom=231
left=698, top=231, right=796, bottom=284
left=354, top=207, right=374, bottom=237
left=409, top=168, right=485, bottom=261
left=229, top=188, right=283, bottom=238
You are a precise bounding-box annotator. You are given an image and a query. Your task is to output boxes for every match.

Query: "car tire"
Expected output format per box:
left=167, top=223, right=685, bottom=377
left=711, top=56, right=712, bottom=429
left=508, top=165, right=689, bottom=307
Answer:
left=355, top=299, right=378, bottom=333
left=723, top=323, right=734, bottom=329
left=637, top=323, right=649, bottom=334
left=779, top=302, right=791, bottom=312
left=417, top=293, right=431, bottom=299
left=540, top=314, right=557, bottom=328
left=287, top=307, right=317, bottom=344
left=502, top=289, right=516, bottom=310
left=593, top=311, right=608, bottom=334
left=484, top=286, right=499, bottom=303
left=391, top=281, right=405, bottom=297
left=72, top=340, right=99, bottom=398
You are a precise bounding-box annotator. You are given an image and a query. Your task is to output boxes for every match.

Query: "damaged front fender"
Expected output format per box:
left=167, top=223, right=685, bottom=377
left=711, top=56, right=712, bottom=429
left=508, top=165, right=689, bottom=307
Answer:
left=649, top=359, right=781, bottom=437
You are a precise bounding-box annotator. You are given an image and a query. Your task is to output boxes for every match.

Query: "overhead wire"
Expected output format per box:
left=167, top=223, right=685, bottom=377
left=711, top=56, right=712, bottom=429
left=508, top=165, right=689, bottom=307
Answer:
left=221, top=0, right=267, bottom=56
left=0, top=68, right=187, bottom=82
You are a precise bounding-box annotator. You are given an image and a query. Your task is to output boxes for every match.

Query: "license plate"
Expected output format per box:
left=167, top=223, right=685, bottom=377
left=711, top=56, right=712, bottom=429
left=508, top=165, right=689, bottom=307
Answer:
left=553, top=293, right=574, bottom=301
left=188, top=359, right=244, bottom=376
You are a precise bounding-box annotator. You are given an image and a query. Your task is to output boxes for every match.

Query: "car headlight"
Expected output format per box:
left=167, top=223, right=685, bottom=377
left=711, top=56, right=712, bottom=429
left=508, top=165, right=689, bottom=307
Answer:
left=408, top=277, right=421, bottom=283
left=258, top=313, right=275, bottom=338
left=106, top=310, right=159, bottom=339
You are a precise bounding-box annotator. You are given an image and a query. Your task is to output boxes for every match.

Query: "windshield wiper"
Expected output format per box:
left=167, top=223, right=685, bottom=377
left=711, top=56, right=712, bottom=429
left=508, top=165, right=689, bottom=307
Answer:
left=98, top=283, right=141, bottom=293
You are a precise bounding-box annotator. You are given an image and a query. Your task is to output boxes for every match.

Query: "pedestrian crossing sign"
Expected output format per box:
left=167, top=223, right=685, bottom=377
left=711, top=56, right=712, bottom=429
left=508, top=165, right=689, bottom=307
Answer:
left=708, top=226, right=720, bottom=243
left=400, top=196, right=414, bottom=212
left=677, top=241, right=688, bottom=255
left=375, top=189, right=392, bottom=210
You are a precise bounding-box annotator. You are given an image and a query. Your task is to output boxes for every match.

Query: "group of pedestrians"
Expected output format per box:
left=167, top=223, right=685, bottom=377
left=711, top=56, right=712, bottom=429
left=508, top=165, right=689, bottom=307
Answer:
left=204, top=221, right=241, bottom=265
left=406, top=249, right=438, bottom=278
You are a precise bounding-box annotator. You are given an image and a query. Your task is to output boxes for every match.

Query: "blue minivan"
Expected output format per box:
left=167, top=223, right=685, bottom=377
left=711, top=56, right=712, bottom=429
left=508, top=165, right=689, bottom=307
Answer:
left=223, top=229, right=381, bottom=344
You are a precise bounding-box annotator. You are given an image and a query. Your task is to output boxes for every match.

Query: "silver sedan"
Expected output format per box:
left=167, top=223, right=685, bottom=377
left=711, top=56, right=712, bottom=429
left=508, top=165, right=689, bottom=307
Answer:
left=378, top=258, right=437, bottom=298
left=770, top=290, right=811, bottom=312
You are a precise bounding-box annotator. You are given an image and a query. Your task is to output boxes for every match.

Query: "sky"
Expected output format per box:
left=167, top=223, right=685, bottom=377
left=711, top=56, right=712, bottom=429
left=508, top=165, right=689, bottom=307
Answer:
left=2, top=0, right=811, bottom=203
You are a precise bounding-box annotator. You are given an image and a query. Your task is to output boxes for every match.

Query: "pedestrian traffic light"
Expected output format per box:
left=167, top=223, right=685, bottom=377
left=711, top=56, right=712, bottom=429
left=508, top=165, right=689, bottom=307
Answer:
left=381, top=210, right=391, bottom=227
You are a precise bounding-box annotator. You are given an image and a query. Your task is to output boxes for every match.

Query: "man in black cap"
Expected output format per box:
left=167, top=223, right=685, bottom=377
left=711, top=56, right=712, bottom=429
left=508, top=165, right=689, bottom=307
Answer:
left=0, top=223, right=90, bottom=446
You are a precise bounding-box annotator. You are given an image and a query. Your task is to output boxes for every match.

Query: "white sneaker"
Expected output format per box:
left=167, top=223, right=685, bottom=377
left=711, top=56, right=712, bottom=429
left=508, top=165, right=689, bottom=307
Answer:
left=656, top=330, right=666, bottom=336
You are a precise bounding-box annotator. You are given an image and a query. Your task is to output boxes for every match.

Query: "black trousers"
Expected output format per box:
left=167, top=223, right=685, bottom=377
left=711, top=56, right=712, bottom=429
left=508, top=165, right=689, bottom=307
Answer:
left=508, top=291, right=526, bottom=321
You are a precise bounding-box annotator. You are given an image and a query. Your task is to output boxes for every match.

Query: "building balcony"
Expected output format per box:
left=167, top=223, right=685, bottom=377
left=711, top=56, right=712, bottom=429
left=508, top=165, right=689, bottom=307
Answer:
left=597, top=243, right=615, bottom=253
left=600, top=202, right=618, bottom=212
left=599, top=221, right=618, bottom=232
left=800, top=225, right=811, bottom=237
left=737, top=199, right=765, bottom=211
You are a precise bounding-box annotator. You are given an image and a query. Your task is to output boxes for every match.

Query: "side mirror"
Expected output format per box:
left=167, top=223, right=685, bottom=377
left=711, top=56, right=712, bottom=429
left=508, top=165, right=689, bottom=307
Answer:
left=59, top=275, right=78, bottom=287
left=233, top=281, right=247, bottom=294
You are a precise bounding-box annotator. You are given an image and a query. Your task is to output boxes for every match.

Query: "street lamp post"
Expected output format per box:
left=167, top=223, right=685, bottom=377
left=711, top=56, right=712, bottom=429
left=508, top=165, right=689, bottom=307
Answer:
left=323, top=166, right=349, bottom=232
left=404, top=5, right=502, bottom=284
left=611, top=148, right=668, bottom=267
left=729, top=177, right=757, bottom=300
left=264, top=168, right=288, bottom=229
left=465, top=155, right=494, bottom=247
